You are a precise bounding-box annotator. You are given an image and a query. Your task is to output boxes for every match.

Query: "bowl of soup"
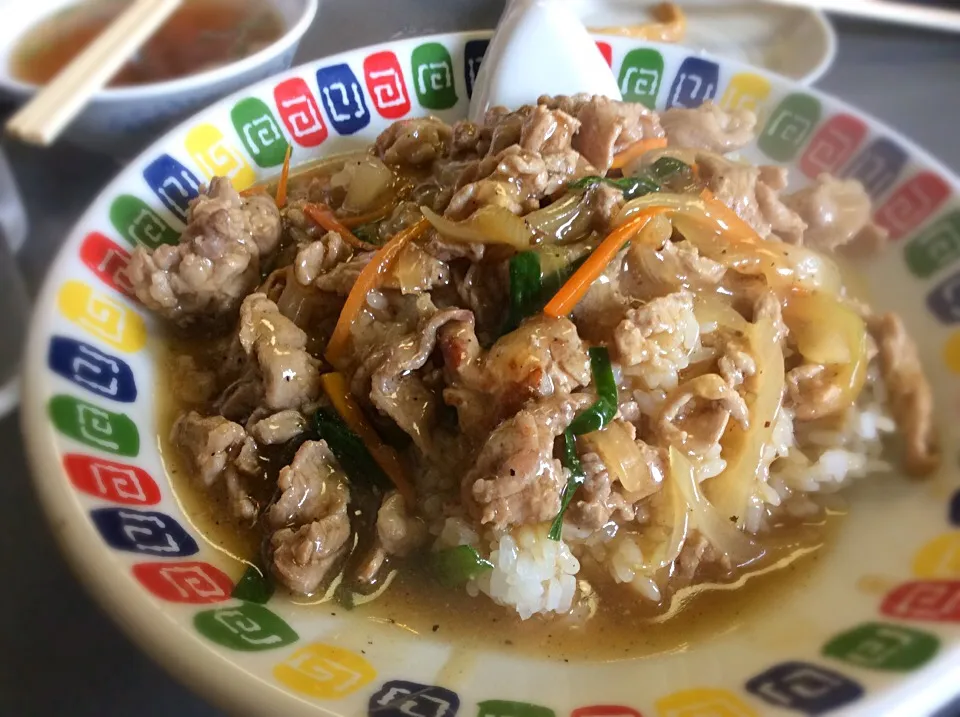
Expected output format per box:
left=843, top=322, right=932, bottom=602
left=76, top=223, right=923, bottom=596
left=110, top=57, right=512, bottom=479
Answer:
left=0, top=0, right=318, bottom=155
left=21, top=30, right=960, bottom=717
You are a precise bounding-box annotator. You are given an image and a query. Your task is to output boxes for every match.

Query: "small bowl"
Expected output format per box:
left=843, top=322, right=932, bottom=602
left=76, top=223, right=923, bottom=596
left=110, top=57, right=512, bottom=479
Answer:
left=0, top=0, right=318, bottom=155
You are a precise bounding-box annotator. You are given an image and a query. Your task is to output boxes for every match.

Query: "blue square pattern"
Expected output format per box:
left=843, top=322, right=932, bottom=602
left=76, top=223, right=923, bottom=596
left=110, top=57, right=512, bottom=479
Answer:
left=48, top=337, right=137, bottom=403
left=666, top=57, right=719, bottom=109
left=142, top=154, right=201, bottom=224
left=315, top=63, right=371, bottom=135
left=90, top=508, right=199, bottom=557
left=745, top=661, right=864, bottom=715
left=369, top=680, right=459, bottom=717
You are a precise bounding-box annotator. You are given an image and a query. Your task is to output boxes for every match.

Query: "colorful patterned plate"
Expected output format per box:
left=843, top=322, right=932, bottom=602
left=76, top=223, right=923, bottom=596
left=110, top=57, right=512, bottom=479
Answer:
left=21, top=32, right=960, bottom=717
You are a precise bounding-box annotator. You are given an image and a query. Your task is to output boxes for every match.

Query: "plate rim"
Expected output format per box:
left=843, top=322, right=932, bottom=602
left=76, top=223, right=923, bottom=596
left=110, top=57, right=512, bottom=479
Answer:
left=20, top=29, right=960, bottom=717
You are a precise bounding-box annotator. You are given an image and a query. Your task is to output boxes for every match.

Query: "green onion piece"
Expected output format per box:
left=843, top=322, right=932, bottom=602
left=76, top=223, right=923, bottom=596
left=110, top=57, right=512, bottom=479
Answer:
left=432, top=545, right=494, bottom=587
left=352, top=223, right=382, bottom=246
left=648, top=156, right=690, bottom=181
left=568, top=346, right=618, bottom=435
left=568, top=175, right=659, bottom=200
left=648, top=157, right=699, bottom=194
left=313, top=408, right=392, bottom=490
left=548, top=429, right=587, bottom=540
left=231, top=566, right=274, bottom=604
left=548, top=347, right=619, bottom=540
left=568, top=158, right=696, bottom=200
left=503, top=251, right=543, bottom=334
left=502, top=252, right=589, bottom=336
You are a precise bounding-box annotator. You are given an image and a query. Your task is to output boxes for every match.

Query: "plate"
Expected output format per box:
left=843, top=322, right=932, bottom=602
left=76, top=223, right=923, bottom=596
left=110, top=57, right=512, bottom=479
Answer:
left=571, top=0, right=837, bottom=84
left=22, top=31, right=960, bottom=717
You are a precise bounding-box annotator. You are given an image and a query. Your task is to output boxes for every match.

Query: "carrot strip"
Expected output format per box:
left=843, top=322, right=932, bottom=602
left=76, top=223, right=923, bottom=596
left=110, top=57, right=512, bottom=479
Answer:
left=610, top=136, right=669, bottom=170
left=339, top=202, right=395, bottom=229
left=240, top=186, right=269, bottom=198
left=543, top=208, right=669, bottom=318
left=320, top=372, right=416, bottom=506
left=275, top=145, right=293, bottom=208
left=304, top=202, right=379, bottom=251
left=325, top=217, right=430, bottom=364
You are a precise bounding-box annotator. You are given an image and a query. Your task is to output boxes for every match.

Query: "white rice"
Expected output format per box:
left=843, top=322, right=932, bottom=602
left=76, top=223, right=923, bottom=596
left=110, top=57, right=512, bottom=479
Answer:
left=472, top=525, right=580, bottom=620
left=448, top=387, right=896, bottom=618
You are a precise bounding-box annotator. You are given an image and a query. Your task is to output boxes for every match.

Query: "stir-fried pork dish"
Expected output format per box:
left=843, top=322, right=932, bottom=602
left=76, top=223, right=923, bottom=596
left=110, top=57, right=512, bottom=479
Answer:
left=129, top=95, right=939, bottom=622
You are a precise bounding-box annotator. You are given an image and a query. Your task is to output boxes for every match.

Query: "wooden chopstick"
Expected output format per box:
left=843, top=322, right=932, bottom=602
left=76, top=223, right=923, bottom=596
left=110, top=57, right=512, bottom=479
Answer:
left=6, top=0, right=183, bottom=146
left=762, top=0, right=960, bottom=34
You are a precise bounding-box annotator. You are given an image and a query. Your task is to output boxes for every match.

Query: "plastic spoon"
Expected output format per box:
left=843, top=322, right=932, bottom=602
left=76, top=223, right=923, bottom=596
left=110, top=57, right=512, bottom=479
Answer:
left=468, top=0, right=622, bottom=124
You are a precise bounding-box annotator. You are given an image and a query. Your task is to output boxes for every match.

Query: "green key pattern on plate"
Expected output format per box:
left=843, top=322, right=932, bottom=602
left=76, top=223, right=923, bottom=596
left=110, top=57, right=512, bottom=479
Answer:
left=109, top=195, right=179, bottom=250
left=823, top=622, right=940, bottom=671
left=48, top=395, right=139, bottom=457
left=905, top=209, right=960, bottom=279
left=194, top=603, right=299, bottom=652
left=759, top=92, right=822, bottom=162
left=617, top=48, right=664, bottom=109
left=231, top=97, right=291, bottom=168
left=411, top=42, right=458, bottom=110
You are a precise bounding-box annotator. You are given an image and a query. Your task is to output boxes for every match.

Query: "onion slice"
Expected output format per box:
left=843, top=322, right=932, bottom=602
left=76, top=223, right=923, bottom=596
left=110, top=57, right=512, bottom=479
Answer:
left=670, top=446, right=762, bottom=567
left=421, top=205, right=534, bottom=249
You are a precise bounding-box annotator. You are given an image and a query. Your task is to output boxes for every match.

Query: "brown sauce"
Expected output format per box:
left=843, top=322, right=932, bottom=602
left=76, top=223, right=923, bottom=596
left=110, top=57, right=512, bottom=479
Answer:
left=11, top=0, right=285, bottom=87
left=158, top=339, right=844, bottom=661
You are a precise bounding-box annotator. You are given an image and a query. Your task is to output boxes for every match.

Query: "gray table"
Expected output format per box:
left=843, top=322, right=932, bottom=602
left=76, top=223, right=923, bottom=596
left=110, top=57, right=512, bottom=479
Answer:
left=2, top=4, right=959, bottom=716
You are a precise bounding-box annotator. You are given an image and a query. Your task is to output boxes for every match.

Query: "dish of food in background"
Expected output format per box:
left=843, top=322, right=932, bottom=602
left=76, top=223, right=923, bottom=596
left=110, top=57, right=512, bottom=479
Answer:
left=0, top=0, right=317, bottom=155
left=21, top=32, right=960, bottom=717
left=574, top=0, right=836, bottom=83
left=11, top=0, right=286, bottom=88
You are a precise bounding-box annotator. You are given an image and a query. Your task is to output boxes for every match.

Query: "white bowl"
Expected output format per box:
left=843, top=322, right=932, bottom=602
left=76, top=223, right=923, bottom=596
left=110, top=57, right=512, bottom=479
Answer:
left=21, top=31, right=960, bottom=717
left=0, top=0, right=318, bottom=155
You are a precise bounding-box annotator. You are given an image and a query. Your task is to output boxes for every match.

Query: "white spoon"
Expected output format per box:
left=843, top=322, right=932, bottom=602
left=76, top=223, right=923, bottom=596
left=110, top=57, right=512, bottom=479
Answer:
left=468, top=0, right=622, bottom=124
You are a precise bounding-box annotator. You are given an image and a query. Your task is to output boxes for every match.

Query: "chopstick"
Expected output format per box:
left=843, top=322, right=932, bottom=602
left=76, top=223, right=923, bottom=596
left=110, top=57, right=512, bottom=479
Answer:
left=762, top=0, right=960, bottom=34
left=6, top=0, right=183, bottom=146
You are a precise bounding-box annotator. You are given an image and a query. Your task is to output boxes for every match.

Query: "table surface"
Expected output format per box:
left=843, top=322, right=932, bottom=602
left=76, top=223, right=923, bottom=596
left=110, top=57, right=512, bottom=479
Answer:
left=3, top=3, right=960, bottom=715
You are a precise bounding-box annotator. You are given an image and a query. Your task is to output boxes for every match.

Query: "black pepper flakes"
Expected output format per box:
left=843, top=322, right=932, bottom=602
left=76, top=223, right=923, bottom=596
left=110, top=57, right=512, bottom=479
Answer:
left=432, top=624, right=440, bottom=632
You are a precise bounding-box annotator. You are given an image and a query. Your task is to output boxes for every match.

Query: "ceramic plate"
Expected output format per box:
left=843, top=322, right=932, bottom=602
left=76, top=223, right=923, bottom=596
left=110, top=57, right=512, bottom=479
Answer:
left=570, top=0, right=836, bottom=84
left=22, top=31, right=960, bottom=717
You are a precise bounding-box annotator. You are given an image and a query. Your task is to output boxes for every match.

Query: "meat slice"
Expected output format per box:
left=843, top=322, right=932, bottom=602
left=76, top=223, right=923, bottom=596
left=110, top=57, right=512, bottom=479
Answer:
left=441, top=315, right=591, bottom=436
left=614, top=291, right=700, bottom=389
left=782, top=174, right=888, bottom=253
left=126, top=177, right=282, bottom=325
left=867, top=313, right=940, bottom=476
left=234, top=293, right=321, bottom=413
left=172, top=411, right=259, bottom=520
left=368, top=307, right=474, bottom=453
left=571, top=429, right=666, bottom=530
left=540, top=93, right=665, bottom=173
left=374, top=116, right=452, bottom=166
left=693, top=152, right=807, bottom=242
left=660, top=102, right=757, bottom=154
left=519, top=104, right=581, bottom=154
left=624, top=237, right=726, bottom=302
left=657, top=374, right=750, bottom=456
left=445, top=145, right=585, bottom=219
left=786, top=363, right=843, bottom=420
left=376, top=490, right=428, bottom=557
left=267, top=440, right=352, bottom=595
left=464, top=393, right=594, bottom=529
left=294, top=230, right=354, bottom=286
left=573, top=251, right=631, bottom=341
left=173, top=411, right=245, bottom=486
left=249, top=410, right=307, bottom=445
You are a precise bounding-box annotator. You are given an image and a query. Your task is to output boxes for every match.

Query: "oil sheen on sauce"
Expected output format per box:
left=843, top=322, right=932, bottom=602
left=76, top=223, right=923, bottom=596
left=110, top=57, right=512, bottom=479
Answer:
left=159, top=341, right=842, bottom=661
